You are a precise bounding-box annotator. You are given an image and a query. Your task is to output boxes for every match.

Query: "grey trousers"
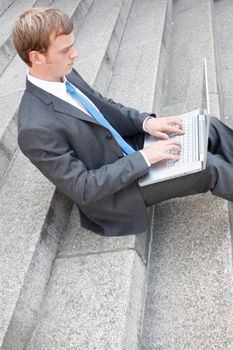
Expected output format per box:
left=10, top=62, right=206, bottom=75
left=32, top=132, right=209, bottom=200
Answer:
left=140, top=116, right=233, bottom=206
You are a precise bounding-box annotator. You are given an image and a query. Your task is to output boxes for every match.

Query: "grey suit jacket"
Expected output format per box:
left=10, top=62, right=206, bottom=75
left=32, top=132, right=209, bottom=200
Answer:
left=18, top=69, right=154, bottom=235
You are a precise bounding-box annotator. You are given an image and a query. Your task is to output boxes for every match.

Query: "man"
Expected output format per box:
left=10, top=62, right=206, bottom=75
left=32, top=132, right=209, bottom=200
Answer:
left=12, top=7, right=233, bottom=236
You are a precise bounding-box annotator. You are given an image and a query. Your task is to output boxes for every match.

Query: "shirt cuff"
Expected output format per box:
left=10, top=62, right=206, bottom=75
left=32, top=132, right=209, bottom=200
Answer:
left=143, top=115, right=156, bottom=133
left=139, top=150, right=151, bottom=167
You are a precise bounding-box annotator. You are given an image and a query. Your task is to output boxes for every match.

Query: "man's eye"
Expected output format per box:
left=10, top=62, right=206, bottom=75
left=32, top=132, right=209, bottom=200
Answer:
left=61, top=48, right=70, bottom=53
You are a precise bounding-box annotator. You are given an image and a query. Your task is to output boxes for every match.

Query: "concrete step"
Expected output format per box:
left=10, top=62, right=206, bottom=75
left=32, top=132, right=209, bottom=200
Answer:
left=0, top=0, right=94, bottom=183
left=0, top=0, right=54, bottom=76
left=54, top=0, right=93, bottom=34
left=160, top=0, right=220, bottom=116
left=0, top=0, right=140, bottom=349
left=75, top=0, right=134, bottom=92
left=0, top=0, right=15, bottom=17
left=23, top=1, right=171, bottom=349
left=214, top=0, right=233, bottom=311
left=141, top=0, right=233, bottom=349
left=23, top=206, right=152, bottom=349
left=106, top=0, right=172, bottom=112
left=214, top=0, right=233, bottom=126
left=0, top=151, right=72, bottom=350
left=142, top=195, right=233, bottom=350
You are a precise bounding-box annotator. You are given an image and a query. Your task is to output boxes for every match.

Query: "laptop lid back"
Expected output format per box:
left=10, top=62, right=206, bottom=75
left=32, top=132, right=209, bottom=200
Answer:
left=202, top=58, right=210, bottom=114
left=201, top=58, right=210, bottom=167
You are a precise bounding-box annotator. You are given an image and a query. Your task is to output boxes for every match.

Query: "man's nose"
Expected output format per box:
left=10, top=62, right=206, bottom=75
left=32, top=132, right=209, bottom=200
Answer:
left=70, top=47, right=78, bottom=60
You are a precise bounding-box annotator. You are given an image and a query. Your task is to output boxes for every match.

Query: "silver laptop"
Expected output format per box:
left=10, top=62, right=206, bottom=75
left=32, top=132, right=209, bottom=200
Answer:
left=139, top=58, right=210, bottom=187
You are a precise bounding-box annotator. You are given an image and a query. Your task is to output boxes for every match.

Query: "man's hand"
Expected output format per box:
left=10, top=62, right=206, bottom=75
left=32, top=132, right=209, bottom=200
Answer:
left=141, top=139, right=182, bottom=165
left=144, top=116, right=185, bottom=139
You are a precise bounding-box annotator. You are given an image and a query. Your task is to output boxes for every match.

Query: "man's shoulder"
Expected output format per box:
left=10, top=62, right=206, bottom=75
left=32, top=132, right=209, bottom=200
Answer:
left=19, top=86, right=50, bottom=118
left=18, top=86, right=55, bottom=135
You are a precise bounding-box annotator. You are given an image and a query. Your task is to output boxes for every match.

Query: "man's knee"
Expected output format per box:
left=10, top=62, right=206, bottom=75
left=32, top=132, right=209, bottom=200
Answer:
left=206, top=153, right=225, bottom=190
left=208, top=116, right=224, bottom=152
left=210, top=116, right=219, bottom=126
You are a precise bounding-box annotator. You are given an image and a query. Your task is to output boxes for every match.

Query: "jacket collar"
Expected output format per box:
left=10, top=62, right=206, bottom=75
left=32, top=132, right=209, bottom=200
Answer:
left=25, top=77, right=100, bottom=125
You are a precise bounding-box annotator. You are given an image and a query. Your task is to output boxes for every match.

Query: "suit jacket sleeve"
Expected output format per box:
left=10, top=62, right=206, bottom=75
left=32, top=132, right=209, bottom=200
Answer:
left=18, top=126, right=149, bottom=206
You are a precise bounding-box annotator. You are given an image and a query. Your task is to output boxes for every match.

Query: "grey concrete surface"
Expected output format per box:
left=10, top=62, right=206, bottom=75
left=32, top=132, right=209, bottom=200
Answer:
left=0, top=0, right=37, bottom=47
left=0, top=0, right=15, bottom=16
left=213, top=0, right=233, bottom=285
left=0, top=54, right=24, bottom=181
left=26, top=250, right=146, bottom=350
left=141, top=195, right=233, bottom=350
left=75, top=0, right=133, bottom=91
left=1, top=193, right=71, bottom=350
left=161, top=0, right=220, bottom=117
left=52, top=0, right=94, bottom=36
left=141, top=0, right=233, bottom=349
left=0, top=151, right=72, bottom=349
left=57, top=204, right=152, bottom=265
left=214, top=0, right=233, bottom=126
left=106, top=0, right=171, bottom=112
left=93, top=0, right=134, bottom=94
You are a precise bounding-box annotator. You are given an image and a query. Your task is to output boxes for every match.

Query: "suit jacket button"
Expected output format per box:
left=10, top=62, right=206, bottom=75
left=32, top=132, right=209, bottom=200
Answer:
left=106, top=134, right=113, bottom=139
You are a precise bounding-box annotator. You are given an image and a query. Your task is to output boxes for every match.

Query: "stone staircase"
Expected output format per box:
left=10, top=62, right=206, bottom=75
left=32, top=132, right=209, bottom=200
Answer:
left=1, top=0, right=233, bottom=349
left=141, top=1, right=233, bottom=349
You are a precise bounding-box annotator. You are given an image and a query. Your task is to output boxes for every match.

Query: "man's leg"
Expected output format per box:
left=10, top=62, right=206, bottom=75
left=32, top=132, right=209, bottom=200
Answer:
left=140, top=117, right=233, bottom=206
left=139, top=154, right=217, bottom=206
left=208, top=116, right=233, bottom=163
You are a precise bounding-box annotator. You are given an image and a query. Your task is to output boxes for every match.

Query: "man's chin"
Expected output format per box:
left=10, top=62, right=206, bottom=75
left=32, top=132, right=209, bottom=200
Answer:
left=67, top=64, right=74, bottom=72
left=63, top=67, right=72, bottom=78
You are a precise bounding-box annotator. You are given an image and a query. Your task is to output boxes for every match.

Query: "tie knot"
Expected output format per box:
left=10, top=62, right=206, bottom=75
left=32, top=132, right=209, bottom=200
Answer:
left=65, top=81, right=75, bottom=94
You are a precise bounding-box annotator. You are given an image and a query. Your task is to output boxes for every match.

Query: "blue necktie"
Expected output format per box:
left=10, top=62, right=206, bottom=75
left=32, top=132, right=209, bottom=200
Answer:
left=65, top=81, right=135, bottom=155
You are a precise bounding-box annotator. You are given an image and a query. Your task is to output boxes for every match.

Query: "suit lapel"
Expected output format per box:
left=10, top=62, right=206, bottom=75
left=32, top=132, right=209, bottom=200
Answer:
left=51, top=97, right=99, bottom=125
left=26, top=78, right=101, bottom=126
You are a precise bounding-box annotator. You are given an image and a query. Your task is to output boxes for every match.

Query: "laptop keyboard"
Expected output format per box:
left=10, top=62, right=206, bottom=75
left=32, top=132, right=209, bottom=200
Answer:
left=167, top=114, right=197, bottom=168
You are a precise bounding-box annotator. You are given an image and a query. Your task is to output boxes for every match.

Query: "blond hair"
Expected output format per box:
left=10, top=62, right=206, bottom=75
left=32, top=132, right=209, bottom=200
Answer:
left=12, top=7, right=73, bottom=66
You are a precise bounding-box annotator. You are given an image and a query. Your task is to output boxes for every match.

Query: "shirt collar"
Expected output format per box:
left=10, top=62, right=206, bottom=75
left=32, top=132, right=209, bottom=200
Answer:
left=27, top=71, right=68, bottom=96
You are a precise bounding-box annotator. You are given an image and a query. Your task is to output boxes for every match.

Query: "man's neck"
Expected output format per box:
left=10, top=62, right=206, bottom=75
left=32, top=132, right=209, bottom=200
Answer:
left=28, top=67, right=63, bottom=82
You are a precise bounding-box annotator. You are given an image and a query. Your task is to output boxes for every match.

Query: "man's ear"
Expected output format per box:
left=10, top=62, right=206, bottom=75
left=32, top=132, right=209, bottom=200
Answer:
left=29, top=51, right=45, bottom=65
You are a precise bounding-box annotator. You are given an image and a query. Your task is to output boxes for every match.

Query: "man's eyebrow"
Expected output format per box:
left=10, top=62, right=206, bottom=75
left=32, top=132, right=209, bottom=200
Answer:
left=60, top=41, right=75, bottom=51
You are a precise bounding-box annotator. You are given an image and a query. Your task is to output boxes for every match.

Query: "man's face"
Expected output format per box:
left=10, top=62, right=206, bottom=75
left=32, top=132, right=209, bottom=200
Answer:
left=42, top=31, right=78, bottom=81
